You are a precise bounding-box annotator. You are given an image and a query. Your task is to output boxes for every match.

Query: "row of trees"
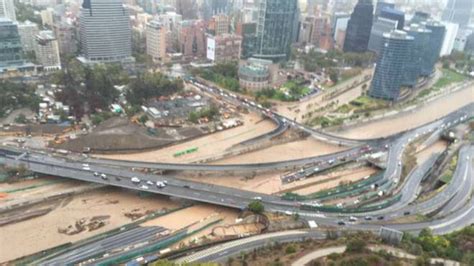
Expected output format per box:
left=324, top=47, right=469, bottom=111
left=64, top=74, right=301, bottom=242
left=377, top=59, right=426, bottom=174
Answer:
left=192, top=62, right=241, bottom=92
left=126, top=72, right=184, bottom=106
left=0, top=81, right=40, bottom=118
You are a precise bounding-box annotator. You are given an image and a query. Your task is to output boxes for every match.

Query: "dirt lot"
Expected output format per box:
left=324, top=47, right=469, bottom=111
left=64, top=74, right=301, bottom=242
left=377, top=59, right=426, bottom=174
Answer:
left=335, top=85, right=474, bottom=139
left=416, top=140, right=449, bottom=164
left=180, top=166, right=377, bottom=195
left=213, top=138, right=345, bottom=164
left=0, top=187, right=179, bottom=263
left=98, top=113, right=276, bottom=163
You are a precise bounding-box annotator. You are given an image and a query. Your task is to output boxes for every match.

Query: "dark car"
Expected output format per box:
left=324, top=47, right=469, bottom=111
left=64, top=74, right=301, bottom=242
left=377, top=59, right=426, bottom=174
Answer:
left=337, top=221, right=346, bottom=226
left=364, top=216, right=372, bottom=221
left=403, top=211, right=411, bottom=216
left=377, top=216, right=385, bottom=220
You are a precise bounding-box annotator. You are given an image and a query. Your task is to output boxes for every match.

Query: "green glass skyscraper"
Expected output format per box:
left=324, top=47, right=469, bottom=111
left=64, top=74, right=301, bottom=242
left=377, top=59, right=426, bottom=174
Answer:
left=252, top=0, right=299, bottom=62
left=0, top=18, right=25, bottom=69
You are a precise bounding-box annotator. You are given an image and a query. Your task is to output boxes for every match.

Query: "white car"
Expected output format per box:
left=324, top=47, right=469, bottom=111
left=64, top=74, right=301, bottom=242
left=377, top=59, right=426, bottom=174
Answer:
left=83, top=166, right=90, bottom=171
left=100, top=174, right=107, bottom=180
left=141, top=185, right=149, bottom=190
left=146, top=180, right=154, bottom=186
left=156, top=181, right=166, bottom=188
left=253, top=196, right=262, bottom=201
left=93, top=172, right=100, bottom=177
left=349, top=216, right=358, bottom=222
left=131, top=177, right=141, bottom=184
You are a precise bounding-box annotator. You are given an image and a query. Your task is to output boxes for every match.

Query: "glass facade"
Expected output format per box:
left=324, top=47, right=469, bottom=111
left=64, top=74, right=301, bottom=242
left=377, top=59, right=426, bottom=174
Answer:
left=253, top=0, right=299, bottom=62
left=343, top=0, right=374, bottom=53
left=442, top=0, right=473, bottom=28
left=380, top=8, right=405, bottom=30
left=423, top=21, right=446, bottom=76
left=370, top=30, right=413, bottom=101
left=0, top=18, right=24, bottom=68
left=368, top=17, right=398, bottom=55
left=403, top=24, right=431, bottom=86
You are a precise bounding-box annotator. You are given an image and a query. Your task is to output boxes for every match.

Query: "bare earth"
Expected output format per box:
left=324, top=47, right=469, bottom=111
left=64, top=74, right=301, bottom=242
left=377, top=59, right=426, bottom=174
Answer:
left=213, top=138, right=345, bottom=164
left=0, top=187, right=179, bottom=263
left=98, top=113, right=276, bottom=163
left=335, top=85, right=474, bottom=139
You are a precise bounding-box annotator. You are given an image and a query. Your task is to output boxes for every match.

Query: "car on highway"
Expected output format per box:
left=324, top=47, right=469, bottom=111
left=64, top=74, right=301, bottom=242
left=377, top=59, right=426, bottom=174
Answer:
left=253, top=196, right=262, bottom=201
left=156, top=181, right=166, bottom=188
left=115, top=176, right=121, bottom=181
left=377, top=216, right=384, bottom=220
left=337, top=220, right=346, bottom=226
left=141, top=185, right=149, bottom=190
left=183, top=185, right=191, bottom=189
left=403, top=211, right=411, bottom=216
left=93, top=172, right=100, bottom=177
left=349, top=216, right=358, bottom=222
left=364, top=216, right=372, bottom=221
left=146, top=180, right=154, bottom=186
left=100, top=174, right=107, bottom=180
left=131, top=177, right=141, bottom=184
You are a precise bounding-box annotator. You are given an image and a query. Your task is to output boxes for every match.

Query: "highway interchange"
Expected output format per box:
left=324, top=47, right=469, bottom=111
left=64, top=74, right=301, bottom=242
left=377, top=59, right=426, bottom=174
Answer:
left=0, top=78, right=473, bottom=264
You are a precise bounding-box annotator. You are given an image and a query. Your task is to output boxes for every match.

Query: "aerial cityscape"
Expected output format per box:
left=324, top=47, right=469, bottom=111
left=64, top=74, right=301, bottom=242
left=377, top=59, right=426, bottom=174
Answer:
left=0, top=0, right=473, bottom=265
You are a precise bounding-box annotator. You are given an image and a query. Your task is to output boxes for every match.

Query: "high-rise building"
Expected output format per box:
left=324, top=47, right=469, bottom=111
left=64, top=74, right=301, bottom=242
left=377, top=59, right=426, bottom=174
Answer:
left=374, top=1, right=394, bottom=18
left=146, top=20, right=167, bottom=62
left=251, top=0, right=299, bottom=61
left=176, top=0, right=198, bottom=20
left=202, top=0, right=230, bottom=20
left=0, top=0, right=15, bottom=21
left=368, top=17, right=398, bottom=55
left=464, top=32, right=474, bottom=55
left=440, top=22, right=459, bottom=56
left=79, top=0, right=133, bottom=64
left=207, top=14, right=230, bottom=36
left=35, top=30, right=61, bottom=71
left=442, top=0, right=473, bottom=28
left=403, top=24, right=431, bottom=86
left=332, top=12, right=349, bottom=39
left=299, top=14, right=332, bottom=50
left=369, top=30, right=413, bottom=101
left=0, top=18, right=24, bottom=69
left=424, top=21, right=445, bottom=76
left=206, top=33, right=242, bottom=63
left=411, top=11, right=429, bottom=25
left=18, top=20, right=39, bottom=52
left=52, top=21, right=78, bottom=55
left=40, top=8, right=55, bottom=27
left=343, top=0, right=374, bottom=53
left=379, top=8, right=404, bottom=30
left=176, top=20, right=206, bottom=58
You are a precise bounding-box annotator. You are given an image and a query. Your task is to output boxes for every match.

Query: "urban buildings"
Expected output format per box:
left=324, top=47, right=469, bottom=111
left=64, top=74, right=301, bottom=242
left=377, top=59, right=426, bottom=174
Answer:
left=35, top=30, right=61, bottom=71
left=464, top=32, right=474, bottom=55
left=442, top=0, right=473, bottom=28
left=368, top=17, right=398, bottom=55
left=18, top=21, right=40, bottom=52
left=78, top=0, right=133, bottom=64
left=424, top=21, right=446, bottom=76
left=250, top=0, right=299, bottom=62
left=0, top=0, right=16, bottom=21
left=440, top=22, right=459, bottom=56
left=40, top=8, right=55, bottom=27
left=206, top=34, right=242, bottom=63
left=379, top=8, right=405, bottom=30
left=52, top=22, right=78, bottom=56
left=146, top=20, right=167, bottom=62
left=238, top=58, right=272, bottom=91
left=343, top=0, right=374, bottom=53
left=207, top=14, right=230, bottom=36
left=403, top=24, right=431, bottom=87
left=299, top=14, right=333, bottom=50
left=369, top=30, right=413, bottom=101
left=202, top=0, right=230, bottom=20
left=175, top=0, right=198, bottom=20
left=0, top=18, right=34, bottom=72
left=156, top=11, right=182, bottom=52
left=176, top=20, right=206, bottom=58
left=374, top=1, right=394, bottom=18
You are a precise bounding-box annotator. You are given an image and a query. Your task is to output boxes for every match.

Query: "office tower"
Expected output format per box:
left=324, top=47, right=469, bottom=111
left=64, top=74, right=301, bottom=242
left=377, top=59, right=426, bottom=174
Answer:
left=252, top=0, right=299, bottom=61
left=379, top=8, right=405, bottom=30
left=18, top=20, right=39, bottom=52
left=440, top=22, right=459, bottom=56
left=0, top=0, right=16, bottom=21
left=442, top=0, right=473, bottom=28
left=0, top=18, right=24, bottom=70
left=411, top=11, right=429, bottom=25
left=202, top=0, right=230, bottom=20
left=79, top=0, right=133, bottom=64
left=146, top=20, right=167, bottom=62
left=403, top=24, right=431, bottom=86
left=464, top=32, right=474, bottom=55
left=343, top=0, right=374, bottom=53
left=176, top=0, right=198, bottom=20
left=368, top=17, right=398, bottom=55
left=374, top=1, right=394, bottom=18
left=53, top=22, right=78, bottom=55
left=35, top=30, right=61, bottom=71
left=369, top=30, right=413, bottom=101
left=332, top=12, right=350, bottom=39
left=424, top=21, right=446, bottom=76
left=241, top=22, right=257, bottom=58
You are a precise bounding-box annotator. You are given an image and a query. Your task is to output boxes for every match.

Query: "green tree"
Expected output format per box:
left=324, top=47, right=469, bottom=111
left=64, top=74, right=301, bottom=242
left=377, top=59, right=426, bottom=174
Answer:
left=248, top=200, right=264, bottom=214
left=285, top=245, right=296, bottom=254
left=14, top=114, right=27, bottom=124
left=346, top=239, right=367, bottom=253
